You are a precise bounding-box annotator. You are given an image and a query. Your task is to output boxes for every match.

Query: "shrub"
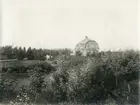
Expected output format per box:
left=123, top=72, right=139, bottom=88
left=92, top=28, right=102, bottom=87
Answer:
left=75, top=51, right=82, bottom=56
left=27, top=64, right=52, bottom=102
left=0, top=76, right=17, bottom=102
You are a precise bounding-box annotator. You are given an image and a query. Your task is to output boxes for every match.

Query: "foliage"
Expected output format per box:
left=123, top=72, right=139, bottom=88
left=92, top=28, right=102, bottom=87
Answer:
left=27, top=64, right=53, bottom=102
left=10, top=86, right=32, bottom=105
left=0, top=49, right=139, bottom=104
left=0, top=75, right=17, bottom=102
left=75, top=51, right=82, bottom=56
left=6, top=62, right=55, bottom=104
left=43, top=50, right=140, bottom=104
left=0, top=46, right=72, bottom=60
left=17, top=47, right=26, bottom=60
left=0, top=60, right=55, bottom=74
left=0, top=46, right=13, bottom=59
left=26, top=47, right=34, bottom=60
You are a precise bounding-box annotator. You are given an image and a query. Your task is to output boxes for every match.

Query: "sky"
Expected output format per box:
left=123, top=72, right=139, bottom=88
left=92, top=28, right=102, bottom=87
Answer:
left=1, top=0, right=140, bottom=51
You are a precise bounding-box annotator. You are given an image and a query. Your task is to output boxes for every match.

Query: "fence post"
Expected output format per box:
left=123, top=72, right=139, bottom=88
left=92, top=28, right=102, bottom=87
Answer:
left=116, top=75, right=118, bottom=87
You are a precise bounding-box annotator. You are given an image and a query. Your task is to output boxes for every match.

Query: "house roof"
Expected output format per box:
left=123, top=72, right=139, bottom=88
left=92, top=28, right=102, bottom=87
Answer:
left=75, top=36, right=99, bottom=53
left=79, top=36, right=96, bottom=45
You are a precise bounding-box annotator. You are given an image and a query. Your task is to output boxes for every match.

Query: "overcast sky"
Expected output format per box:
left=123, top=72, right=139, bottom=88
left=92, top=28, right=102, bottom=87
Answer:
left=1, top=0, right=140, bottom=51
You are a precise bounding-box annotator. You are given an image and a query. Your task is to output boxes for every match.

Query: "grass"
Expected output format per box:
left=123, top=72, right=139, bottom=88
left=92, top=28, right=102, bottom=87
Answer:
left=0, top=56, right=87, bottom=68
left=14, top=78, right=30, bottom=92
left=0, top=60, right=58, bottom=69
left=0, top=103, right=98, bottom=105
left=0, top=60, right=46, bottom=68
left=69, top=55, right=88, bottom=61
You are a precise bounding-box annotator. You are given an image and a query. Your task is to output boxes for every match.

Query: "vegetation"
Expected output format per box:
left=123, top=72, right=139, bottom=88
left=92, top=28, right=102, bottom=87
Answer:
left=0, top=75, right=17, bottom=102
left=75, top=51, right=82, bottom=56
left=0, top=46, right=72, bottom=60
left=0, top=48, right=139, bottom=105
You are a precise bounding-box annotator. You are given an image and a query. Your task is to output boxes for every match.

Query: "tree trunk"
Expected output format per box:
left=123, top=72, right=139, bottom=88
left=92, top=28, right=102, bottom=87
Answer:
left=128, top=83, right=130, bottom=93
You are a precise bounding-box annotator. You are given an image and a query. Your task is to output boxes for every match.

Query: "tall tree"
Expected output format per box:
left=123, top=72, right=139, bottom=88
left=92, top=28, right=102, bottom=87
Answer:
left=1, top=46, right=13, bottom=59
left=26, top=47, right=34, bottom=60
left=17, top=47, right=25, bottom=60
left=13, top=47, right=18, bottom=59
left=23, top=47, right=26, bottom=58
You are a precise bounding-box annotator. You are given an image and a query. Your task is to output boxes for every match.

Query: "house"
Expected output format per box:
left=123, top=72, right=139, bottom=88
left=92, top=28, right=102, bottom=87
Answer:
left=75, top=36, right=99, bottom=56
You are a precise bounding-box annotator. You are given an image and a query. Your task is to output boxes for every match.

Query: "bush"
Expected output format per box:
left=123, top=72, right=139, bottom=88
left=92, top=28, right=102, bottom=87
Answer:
left=75, top=51, right=82, bottom=56
left=27, top=64, right=52, bottom=102
left=0, top=76, right=17, bottom=102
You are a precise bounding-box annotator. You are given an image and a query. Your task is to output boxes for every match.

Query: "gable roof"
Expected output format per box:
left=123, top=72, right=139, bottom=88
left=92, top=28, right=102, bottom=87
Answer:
left=75, top=36, right=99, bottom=51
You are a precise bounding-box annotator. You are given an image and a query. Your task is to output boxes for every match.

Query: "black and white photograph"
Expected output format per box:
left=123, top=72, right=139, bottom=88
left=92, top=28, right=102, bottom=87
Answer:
left=0, top=0, right=140, bottom=104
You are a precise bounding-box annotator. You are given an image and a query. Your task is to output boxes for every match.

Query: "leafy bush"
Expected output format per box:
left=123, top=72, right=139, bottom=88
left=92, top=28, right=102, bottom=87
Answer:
left=26, top=63, right=54, bottom=102
left=27, top=66, right=45, bottom=100
left=75, top=51, right=82, bottom=56
left=9, top=86, right=31, bottom=105
left=0, top=76, right=17, bottom=102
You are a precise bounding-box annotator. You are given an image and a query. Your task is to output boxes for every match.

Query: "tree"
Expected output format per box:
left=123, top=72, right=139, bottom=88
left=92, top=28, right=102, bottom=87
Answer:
left=1, top=46, right=13, bottom=59
left=26, top=47, right=34, bottom=60
left=17, top=47, right=25, bottom=60
left=12, top=47, right=18, bottom=59
left=75, top=51, right=82, bottom=56
left=23, top=47, right=26, bottom=58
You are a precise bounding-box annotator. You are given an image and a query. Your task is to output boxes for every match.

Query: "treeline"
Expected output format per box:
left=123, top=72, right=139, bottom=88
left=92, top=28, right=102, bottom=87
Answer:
left=0, top=46, right=72, bottom=60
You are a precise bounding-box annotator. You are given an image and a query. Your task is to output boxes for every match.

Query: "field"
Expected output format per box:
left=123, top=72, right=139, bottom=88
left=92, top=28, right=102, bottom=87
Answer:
left=0, top=60, right=48, bottom=68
